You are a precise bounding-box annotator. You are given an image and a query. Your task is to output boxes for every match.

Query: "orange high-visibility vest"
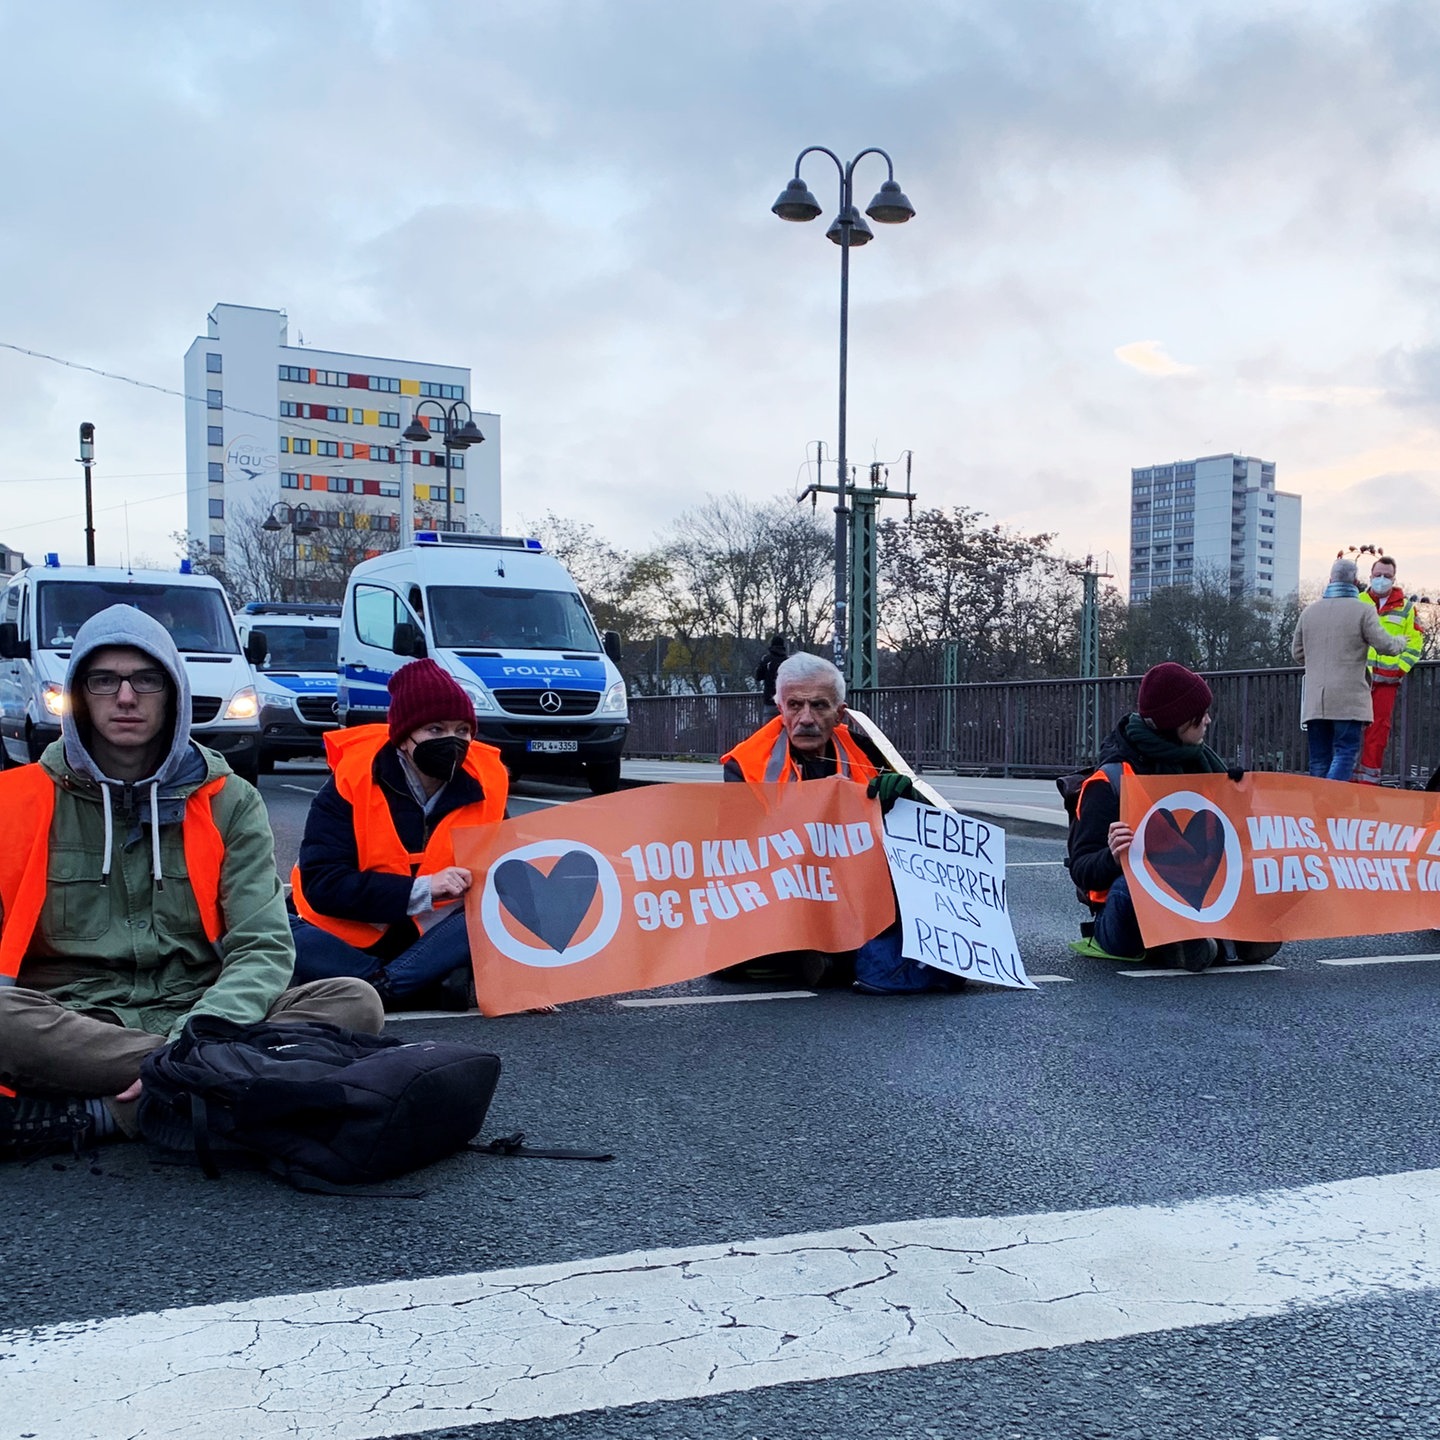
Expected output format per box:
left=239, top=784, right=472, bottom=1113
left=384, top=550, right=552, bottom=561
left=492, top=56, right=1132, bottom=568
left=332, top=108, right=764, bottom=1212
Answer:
left=1074, top=761, right=1133, bottom=904
left=0, top=765, right=226, bottom=983
left=290, top=725, right=508, bottom=949
left=721, top=716, right=882, bottom=786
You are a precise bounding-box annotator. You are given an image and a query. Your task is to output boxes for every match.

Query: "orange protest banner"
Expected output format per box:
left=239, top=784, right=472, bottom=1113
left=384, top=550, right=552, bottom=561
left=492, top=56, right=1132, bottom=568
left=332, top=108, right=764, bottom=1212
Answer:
left=454, top=779, right=895, bottom=1015
left=1119, top=772, right=1440, bottom=946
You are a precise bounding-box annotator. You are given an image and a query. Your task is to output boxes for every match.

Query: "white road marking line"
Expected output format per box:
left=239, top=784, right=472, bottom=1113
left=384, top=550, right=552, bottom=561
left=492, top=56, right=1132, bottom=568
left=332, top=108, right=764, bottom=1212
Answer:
left=1006, top=861, right=1063, bottom=868
left=1027, top=974, right=1074, bottom=983
left=384, top=1009, right=481, bottom=1022
left=1120, top=964, right=1286, bottom=978
left=616, top=990, right=817, bottom=1008
left=281, top=783, right=321, bottom=795
left=1318, top=952, right=1440, bottom=967
left=9, top=1168, right=1440, bottom=1440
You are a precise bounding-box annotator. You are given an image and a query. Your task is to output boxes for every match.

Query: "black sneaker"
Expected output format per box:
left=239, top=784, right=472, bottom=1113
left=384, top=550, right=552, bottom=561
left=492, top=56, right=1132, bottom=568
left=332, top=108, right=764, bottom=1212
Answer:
left=1228, top=940, right=1282, bottom=964
left=0, top=1095, right=96, bottom=1160
left=1147, top=939, right=1219, bottom=973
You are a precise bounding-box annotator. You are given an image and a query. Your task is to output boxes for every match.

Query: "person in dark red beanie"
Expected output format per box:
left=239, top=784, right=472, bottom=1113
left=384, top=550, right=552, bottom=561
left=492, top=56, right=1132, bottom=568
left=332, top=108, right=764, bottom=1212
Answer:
left=288, top=659, right=510, bottom=1010
left=1065, top=661, right=1280, bottom=973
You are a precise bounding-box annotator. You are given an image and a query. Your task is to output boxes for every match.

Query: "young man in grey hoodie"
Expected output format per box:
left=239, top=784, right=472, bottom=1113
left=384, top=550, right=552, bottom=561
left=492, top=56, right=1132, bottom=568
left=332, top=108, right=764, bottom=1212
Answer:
left=0, top=605, right=383, bottom=1158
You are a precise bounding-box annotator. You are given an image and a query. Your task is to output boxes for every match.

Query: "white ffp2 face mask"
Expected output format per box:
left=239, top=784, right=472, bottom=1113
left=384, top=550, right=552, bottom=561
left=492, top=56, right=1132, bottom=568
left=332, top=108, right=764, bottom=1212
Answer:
left=1370, top=576, right=1395, bottom=597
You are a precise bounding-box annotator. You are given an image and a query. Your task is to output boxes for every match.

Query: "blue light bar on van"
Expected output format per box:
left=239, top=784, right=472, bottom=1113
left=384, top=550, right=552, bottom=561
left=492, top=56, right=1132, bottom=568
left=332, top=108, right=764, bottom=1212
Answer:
left=411, top=533, right=546, bottom=552
left=179, top=559, right=193, bottom=574
left=44, top=553, right=60, bottom=568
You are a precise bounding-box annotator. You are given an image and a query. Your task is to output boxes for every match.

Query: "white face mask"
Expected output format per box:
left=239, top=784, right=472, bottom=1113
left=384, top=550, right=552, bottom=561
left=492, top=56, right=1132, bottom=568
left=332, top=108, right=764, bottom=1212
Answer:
left=1370, top=576, right=1395, bottom=597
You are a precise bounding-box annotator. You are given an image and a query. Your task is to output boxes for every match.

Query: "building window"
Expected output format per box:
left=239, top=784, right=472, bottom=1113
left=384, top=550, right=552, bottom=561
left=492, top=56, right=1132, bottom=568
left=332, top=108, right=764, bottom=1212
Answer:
left=207, top=425, right=223, bottom=447
left=372, top=446, right=395, bottom=463
left=278, top=364, right=309, bottom=383
left=280, top=437, right=289, bottom=453
left=453, top=487, right=465, bottom=503
left=280, top=401, right=298, bottom=417
left=208, top=461, right=224, bottom=483
left=328, top=476, right=349, bottom=492
left=379, top=481, right=400, bottom=498
left=418, top=381, right=464, bottom=400
left=368, top=375, right=400, bottom=393
left=379, top=412, right=400, bottom=428
left=448, top=452, right=464, bottom=470
left=206, top=389, right=223, bottom=411
left=314, top=370, right=347, bottom=387
left=208, top=498, right=224, bottom=519
left=352, top=408, right=365, bottom=423
left=206, top=353, right=222, bottom=374
left=292, top=438, right=312, bottom=455
left=317, top=440, right=339, bottom=457
left=430, top=485, right=448, bottom=502
left=342, top=443, right=354, bottom=459
left=281, top=472, right=299, bottom=489
left=209, top=535, right=225, bottom=555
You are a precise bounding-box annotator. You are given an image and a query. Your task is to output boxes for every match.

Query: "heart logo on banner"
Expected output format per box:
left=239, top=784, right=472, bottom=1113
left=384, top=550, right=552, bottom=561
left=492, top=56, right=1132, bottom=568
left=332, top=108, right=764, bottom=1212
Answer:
left=1140, top=807, right=1226, bottom=911
left=493, top=850, right=601, bottom=952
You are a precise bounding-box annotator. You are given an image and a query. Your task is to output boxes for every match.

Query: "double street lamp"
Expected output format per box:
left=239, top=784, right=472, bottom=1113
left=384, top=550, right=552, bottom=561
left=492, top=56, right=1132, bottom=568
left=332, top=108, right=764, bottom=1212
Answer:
left=772, top=146, right=914, bottom=685
left=403, top=401, right=485, bottom=531
left=261, top=501, right=318, bottom=602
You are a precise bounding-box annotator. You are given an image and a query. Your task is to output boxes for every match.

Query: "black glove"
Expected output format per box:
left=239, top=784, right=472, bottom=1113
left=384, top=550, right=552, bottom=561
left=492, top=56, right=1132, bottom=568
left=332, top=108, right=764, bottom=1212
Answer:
left=866, top=772, right=918, bottom=813
left=1227, top=766, right=1245, bottom=783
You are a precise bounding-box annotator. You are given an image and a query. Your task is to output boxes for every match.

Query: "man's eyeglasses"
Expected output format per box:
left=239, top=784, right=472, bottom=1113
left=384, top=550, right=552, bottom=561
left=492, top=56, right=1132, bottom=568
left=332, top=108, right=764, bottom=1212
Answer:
left=82, top=669, right=168, bottom=696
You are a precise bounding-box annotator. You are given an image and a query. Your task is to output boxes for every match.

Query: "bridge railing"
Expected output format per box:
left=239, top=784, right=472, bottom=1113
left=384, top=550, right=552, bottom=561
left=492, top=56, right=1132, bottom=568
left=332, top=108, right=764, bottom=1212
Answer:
left=625, top=662, right=1440, bottom=784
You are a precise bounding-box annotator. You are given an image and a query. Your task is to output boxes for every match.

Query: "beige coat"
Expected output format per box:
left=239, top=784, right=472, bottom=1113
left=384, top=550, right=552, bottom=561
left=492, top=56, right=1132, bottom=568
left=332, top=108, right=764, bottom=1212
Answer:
left=1291, top=596, right=1406, bottom=724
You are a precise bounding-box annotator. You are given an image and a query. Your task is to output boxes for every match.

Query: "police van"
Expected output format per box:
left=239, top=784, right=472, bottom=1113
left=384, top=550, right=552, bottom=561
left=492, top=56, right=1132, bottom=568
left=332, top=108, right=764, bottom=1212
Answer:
left=337, top=533, right=628, bottom=792
left=0, top=558, right=262, bottom=780
left=233, top=602, right=342, bottom=772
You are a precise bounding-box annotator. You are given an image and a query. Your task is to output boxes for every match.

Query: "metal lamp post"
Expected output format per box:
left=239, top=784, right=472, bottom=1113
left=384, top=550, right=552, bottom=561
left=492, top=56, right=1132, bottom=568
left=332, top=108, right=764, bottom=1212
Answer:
left=403, top=401, right=485, bottom=531
left=78, top=422, right=96, bottom=566
left=772, top=147, right=914, bottom=687
left=261, top=501, right=319, bottom=602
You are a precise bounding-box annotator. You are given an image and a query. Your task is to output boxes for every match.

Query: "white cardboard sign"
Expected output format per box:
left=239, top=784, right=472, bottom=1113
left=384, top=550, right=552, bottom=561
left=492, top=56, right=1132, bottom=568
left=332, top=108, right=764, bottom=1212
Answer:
left=880, top=798, right=1034, bottom=990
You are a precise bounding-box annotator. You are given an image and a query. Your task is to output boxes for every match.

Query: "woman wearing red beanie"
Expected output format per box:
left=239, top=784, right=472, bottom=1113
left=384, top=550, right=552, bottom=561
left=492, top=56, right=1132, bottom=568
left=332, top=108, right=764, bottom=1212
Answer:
left=288, top=659, right=510, bottom=1009
left=1066, top=662, right=1279, bottom=972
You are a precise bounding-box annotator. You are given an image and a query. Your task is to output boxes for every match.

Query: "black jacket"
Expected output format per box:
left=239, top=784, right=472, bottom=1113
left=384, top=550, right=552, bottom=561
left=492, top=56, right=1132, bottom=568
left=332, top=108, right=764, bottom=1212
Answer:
left=295, top=745, right=494, bottom=955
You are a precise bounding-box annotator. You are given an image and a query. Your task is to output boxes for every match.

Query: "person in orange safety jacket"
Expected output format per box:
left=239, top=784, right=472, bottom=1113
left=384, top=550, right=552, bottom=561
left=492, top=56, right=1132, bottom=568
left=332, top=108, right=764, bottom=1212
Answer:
left=290, top=658, right=508, bottom=1011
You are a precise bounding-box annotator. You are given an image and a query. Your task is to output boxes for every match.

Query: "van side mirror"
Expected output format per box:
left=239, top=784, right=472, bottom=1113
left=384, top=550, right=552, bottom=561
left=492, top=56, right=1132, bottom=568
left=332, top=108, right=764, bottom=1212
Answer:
left=603, top=630, right=622, bottom=665
left=244, top=632, right=268, bottom=667
left=392, top=621, right=428, bottom=659
left=0, top=621, right=27, bottom=661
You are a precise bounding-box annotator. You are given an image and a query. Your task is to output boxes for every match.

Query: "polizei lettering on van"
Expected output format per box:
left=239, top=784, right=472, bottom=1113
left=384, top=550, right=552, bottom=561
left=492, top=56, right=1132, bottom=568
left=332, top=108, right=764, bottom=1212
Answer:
left=500, top=664, right=584, bottom=679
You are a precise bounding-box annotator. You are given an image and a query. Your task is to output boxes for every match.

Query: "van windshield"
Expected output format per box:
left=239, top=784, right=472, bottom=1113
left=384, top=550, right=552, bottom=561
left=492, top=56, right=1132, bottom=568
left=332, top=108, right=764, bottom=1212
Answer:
left=427, top=586, right=600, bottom=653
left=37, top=583, right=239, bottom=654
left=251, top=624, right=339, bottom=671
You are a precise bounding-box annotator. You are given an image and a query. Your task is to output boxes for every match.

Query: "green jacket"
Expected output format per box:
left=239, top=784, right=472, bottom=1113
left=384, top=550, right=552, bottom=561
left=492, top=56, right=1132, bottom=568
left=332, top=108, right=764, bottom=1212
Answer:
left=1361, top=588, right=1425, bottom=684
left=14, top=742, right=295, bottom=1039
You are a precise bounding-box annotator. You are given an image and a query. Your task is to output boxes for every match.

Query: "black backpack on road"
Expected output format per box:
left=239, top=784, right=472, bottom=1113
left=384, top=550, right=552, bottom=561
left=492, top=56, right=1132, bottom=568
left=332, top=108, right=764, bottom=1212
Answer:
left=138, top=1016, right=503, bottom=1192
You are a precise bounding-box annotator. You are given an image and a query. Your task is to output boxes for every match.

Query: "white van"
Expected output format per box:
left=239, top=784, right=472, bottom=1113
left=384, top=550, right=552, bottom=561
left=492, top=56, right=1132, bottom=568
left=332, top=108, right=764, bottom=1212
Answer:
left=233, top=602, right=342, bottom=772
left=337, top=532, right=628, bottom=792
left=0, top=559, right=261, bottom=781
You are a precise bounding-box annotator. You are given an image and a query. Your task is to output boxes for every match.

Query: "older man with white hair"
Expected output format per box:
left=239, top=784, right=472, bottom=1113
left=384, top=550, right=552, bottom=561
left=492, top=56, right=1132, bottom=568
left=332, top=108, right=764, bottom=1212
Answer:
left=718, top=653, right=959, bottom=994
left=1292, top=556, right=1408, bottom=783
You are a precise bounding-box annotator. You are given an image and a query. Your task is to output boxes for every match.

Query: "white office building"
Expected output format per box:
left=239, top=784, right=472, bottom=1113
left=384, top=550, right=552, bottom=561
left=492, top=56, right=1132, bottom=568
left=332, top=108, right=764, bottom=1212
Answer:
left=1129, top=453, right=1300, bottom=602
left=184, top=304, right=500, bottom=560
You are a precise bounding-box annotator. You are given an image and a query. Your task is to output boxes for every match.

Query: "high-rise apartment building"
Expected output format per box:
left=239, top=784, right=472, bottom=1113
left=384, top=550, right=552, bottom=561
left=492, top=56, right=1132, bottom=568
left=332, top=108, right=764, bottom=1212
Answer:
left=1128, top=453, right=1300, bottom=602
left=184, top=304, right=500, bottom=561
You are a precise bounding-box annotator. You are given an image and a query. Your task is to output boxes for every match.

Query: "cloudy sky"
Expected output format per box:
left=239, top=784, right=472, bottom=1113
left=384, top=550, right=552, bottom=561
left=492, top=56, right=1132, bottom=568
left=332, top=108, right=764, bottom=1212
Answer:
left=3, top=0, right=1440, bottom=590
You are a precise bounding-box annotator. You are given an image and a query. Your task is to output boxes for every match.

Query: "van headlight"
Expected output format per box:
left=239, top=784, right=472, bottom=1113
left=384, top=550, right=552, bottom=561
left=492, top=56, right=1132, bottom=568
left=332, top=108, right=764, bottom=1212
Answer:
left=224, top=686, right=260, bottom=721
left=256, top=681, right=294, bottom=707
left=599, top=680, right=627, bottom=715
left=42, top=682, right=67, bottom=717
left=460, top=681, right=496, bottom=714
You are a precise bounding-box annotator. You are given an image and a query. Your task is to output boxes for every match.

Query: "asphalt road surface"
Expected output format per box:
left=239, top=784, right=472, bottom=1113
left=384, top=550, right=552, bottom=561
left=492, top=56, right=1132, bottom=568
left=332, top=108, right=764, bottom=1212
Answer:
left=4, top=763, right=1440, bottom=1440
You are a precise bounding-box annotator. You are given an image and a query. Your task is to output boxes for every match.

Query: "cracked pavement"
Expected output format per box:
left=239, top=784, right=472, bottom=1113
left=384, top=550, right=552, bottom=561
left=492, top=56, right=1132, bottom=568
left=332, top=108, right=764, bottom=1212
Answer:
left=6, top=1168, right=1440, bottom=1438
